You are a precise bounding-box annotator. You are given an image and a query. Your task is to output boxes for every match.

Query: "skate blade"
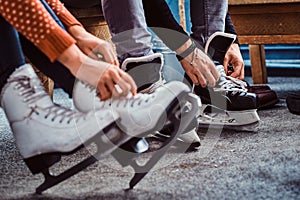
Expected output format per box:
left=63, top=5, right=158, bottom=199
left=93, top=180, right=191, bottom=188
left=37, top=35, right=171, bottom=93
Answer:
left=197, top=107, right=260, bottom=132
left=124, top=92, right=199, bottom=189
left=198, top=121, right=260, bottom=132
left=34, top=121, right=133, bottom=194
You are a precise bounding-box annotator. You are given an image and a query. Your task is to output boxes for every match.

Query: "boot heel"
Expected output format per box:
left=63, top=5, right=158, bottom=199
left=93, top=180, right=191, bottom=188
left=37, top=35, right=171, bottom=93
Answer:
left=24, top=153, right=61, bottom=174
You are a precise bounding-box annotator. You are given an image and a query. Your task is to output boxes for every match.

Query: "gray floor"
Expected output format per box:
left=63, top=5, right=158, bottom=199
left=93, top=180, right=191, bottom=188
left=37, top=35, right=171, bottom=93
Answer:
left=0, top=77, right=299, bottom=200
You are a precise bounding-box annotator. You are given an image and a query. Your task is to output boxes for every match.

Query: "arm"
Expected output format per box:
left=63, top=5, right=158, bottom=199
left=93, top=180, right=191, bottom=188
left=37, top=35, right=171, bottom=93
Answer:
left=0, top=0, right=135, bottom=99
left=224, top=12, right=245, bottom=80
left=142, top=0, right=219, bottom=87
left=45, top=0, right=118, bottom=64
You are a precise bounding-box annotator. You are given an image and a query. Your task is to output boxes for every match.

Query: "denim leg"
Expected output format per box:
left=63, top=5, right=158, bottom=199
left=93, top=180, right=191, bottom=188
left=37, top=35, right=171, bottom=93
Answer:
left=62, top=0, right=100, bottom=8
left=0, top=16, right=26, bottom=91
left=190, top=0, right=227, bottom=47
left=101, top=0, right=153, bottom=63
left=142, top=0, right=189, bottom=51
left=20, top=36, right=75, bottom=97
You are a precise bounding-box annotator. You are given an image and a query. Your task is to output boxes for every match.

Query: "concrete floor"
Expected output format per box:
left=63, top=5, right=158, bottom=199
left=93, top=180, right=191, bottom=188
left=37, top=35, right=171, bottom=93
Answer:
left=0, top=77, right=299, bottom=200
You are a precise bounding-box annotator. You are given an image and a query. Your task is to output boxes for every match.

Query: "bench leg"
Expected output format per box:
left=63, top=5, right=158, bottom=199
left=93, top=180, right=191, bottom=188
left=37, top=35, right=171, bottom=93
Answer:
left=249, top=44, right=268, bottom=84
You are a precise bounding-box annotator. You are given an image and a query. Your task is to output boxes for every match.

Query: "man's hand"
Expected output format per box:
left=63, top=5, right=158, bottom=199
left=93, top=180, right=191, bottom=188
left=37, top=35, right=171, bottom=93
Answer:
left=177, top=40, right=219, bottom=87
left=223, top=43, right=245, bottom=80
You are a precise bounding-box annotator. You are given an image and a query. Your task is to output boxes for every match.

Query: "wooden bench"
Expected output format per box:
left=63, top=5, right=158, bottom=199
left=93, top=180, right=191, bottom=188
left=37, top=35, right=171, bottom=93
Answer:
left=228, top=0, right=300, bottom=83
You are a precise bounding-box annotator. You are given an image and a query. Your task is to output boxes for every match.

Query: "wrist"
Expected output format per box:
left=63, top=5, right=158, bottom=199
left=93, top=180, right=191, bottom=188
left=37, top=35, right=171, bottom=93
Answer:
left=57, top=44, right=87, bottom=74
left=68, top=25, right=87, bottom=40
left=176, top=39, right=196, bottom=61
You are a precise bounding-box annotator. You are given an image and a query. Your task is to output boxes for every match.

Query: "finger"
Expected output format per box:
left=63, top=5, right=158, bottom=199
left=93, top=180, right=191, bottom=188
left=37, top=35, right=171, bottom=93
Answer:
left=89, top=51, right=103, bottom=61
left=106, top=79, right=121, bottom=98
left=210, top=64, right=220, bottom=81
left=115, top=78, right=131, bottom=96
left=230, top=64, right=242, bottom=78
left=203, top=70, right=217, bottom=87
left=98, top=82, right=112, bottom=100
left=193, top=69, right=207, bottom=87
left=119, top=71, right=137, bottom=96
left=186, top=72, right=199, bottom=85
left=94, top=46, right=116, bottom=64
left=113, top=58, right=120, bottom=67
left=223, top=56, right=229, bottom=75
left=239, top=64, right=245, bottom=80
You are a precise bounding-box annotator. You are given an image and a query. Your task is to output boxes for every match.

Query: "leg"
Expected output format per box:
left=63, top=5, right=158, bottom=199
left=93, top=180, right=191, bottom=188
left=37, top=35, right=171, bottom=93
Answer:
left=142, top=0, right=189, bottom=51
left=20, top=0, right=75, bottom=97
left=0, top=12, right=128, bottom=195
left=101, top=0, right=153, bottom=63
left=62, top=0, right=99, bottom=8
left=190, top=0, right=228, bottom=46
left=0, top=16, right=26, bottom=91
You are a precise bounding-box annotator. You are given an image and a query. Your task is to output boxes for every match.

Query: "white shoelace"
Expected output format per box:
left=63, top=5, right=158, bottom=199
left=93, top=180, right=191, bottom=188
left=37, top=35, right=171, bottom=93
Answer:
left=214, top=65, right=247, bottom=95
left=81, top=81, right=156, bottom=109
left=12, top=76, right=83, bottom=124
left=102, top=93, right=155, bottom=109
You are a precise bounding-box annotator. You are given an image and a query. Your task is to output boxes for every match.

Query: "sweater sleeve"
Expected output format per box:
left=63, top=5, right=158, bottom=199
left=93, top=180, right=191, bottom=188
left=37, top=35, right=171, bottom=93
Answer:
left=0, top=0, right=76, bottom=62
left=45, top=0, right=83, bottom=29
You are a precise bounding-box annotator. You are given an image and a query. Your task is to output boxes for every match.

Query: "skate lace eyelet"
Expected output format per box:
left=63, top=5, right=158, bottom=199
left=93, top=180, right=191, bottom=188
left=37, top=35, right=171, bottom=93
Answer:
left=51, top=118, right=55, bottom=122
left=44, top=116, right=48, bottom=119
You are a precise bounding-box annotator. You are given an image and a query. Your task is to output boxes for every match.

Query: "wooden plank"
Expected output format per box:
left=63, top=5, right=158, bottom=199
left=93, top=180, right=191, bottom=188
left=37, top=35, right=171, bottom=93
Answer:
left=229, top=3, right=300, bottom=14
left=249, top=45, right=268, bottom=84
left=231, top=14, right=300, bottom=35
left=68, top=6, right=104, bottom=18
left=229, top=0, right=300, bottom=5
left=238, top=35, right=300, bottom=45
left=179, top=0, right=187, bottom=31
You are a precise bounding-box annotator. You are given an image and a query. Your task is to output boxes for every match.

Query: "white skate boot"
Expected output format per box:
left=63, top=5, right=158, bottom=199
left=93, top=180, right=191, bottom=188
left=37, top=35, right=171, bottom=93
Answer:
left=74, top=80, right=191, bottom=135
left=0, top=64, right=132, bottom=194
left=121, top=53, right=201, bottom=149
left=73, top=79, right=199, bottom=189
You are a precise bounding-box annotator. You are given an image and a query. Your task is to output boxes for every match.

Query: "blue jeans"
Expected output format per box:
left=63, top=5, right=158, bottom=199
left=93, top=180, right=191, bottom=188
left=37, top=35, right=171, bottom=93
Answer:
left=0, top=16, right=26, bottom=91
left=101, top=0, right=153, bottom=63
left=190, top=0, right=227, bottom=46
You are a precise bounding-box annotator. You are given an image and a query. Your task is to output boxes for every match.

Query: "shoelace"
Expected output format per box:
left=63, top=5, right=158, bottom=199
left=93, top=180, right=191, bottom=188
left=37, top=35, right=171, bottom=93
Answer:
left=214, top=65, right=247, bottom=95
left=12, top=76, right=83, bottom=124
left=81, top=81, right=156, bottom=109
left=139, top=80, right=165, bottom=94
left=102, top=93, right=155, bottom=108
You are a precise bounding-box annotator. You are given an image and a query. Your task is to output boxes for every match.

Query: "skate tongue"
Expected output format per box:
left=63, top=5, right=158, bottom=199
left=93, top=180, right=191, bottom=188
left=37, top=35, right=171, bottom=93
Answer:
left=34, top=95, right=54, bottom=109
left=215, top=64, right=227, bottom=82
left=12, top=64, right=38, bottom=79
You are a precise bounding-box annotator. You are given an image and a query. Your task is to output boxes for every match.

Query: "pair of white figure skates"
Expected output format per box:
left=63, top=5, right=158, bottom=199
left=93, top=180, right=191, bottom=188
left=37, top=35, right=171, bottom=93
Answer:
left=0, top=32, right=259, bottom=194
left=0, top=64, right=199, bottom=194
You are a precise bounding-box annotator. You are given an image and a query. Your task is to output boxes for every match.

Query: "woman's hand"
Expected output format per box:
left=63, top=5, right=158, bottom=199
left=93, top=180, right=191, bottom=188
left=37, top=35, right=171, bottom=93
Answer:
left=57, top=44, right=136, bottom=100
left=68, top=25, right=119, bottom=66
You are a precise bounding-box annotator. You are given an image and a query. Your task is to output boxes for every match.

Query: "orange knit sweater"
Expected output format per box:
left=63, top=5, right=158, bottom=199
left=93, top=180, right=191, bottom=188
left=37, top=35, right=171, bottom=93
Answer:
left=0, top=0, right=82, bottom=62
